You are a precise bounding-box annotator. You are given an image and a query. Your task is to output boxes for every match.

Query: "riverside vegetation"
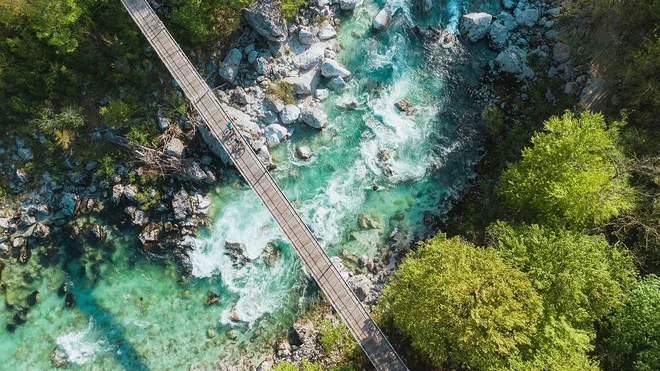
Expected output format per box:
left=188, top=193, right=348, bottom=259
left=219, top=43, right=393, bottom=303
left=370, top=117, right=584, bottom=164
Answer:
left=0, top=0, right=658, bottom=371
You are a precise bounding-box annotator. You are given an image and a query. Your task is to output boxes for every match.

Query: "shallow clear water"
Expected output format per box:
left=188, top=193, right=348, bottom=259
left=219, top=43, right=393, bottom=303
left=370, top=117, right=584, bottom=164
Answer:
left=1, top=1, right=496, bottom=369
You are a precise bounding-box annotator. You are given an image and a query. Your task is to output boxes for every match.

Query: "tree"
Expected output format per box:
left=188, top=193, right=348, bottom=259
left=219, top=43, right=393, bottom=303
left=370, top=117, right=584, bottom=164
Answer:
left=489, top=222, right=636, bottom=327
left=604, top=275, right=660, bottom=371
left=382, top=233, right=543, bottom=370
left=496, top=111, right=633, bottom=229
left=28, top=0, right=83, bottom=54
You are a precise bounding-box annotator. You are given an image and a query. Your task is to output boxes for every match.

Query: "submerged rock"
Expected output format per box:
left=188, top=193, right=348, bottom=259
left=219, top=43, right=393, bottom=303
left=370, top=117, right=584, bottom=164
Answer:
left=373, top=8, right=393, bottom=32
left=395, top=99, right=416, bottom=115
left=205, top=291, right=220, bottom=306
left=225, top=241, right=252, bottom=267
left=27, top=290, right=40, bottom=306
left=295, top=146, right=312, bottom=160
left=65, top=292, right=76, bottom=308
left=262, top=243, right=282, bottom=267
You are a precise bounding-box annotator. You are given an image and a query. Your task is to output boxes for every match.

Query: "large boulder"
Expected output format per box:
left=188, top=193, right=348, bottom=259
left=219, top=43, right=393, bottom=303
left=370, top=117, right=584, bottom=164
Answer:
left=347, top=274, right=374, bottom=302
left=284, top=69, right=320, bottom=96
left=317, top=23, right=337, bottom=40
left=219, top=48, right=242, bottom=83
left=321, top=59, right=351, bottom=78
left=460, top=13, right=492, bottom=42
left=293, top=46, right=325, bottom=70
left=553, top=43, right=571, bottom=64
left=515, top=8, right=540, bottom=27
left=339, top=0, right=357, bottom=10
left=300, top=106, right=328, bottom=129
left=495, top=46, right=527, bottom=75
left=280, top=104, right=301, bottom=124
left=245, top=0, right=288, bottom=42
left=298, top=27, right=319, bottom=45
left=501, top=0, right=517, bottom=10
left=172, top=189, right=192, bottom=221
left=139, top=223, right=162, bottom=246
left=165, top=138, right=185, bottom=158
left=488, top=21, right=509, bottom=51
left=264, top=124, right=290, bottom=147
left=372, top=8, right=393, bottom=32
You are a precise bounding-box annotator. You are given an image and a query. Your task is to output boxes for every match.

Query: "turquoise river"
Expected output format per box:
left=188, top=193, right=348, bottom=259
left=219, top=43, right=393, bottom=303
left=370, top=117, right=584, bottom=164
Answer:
left=0, top=0, right=499, bottom=369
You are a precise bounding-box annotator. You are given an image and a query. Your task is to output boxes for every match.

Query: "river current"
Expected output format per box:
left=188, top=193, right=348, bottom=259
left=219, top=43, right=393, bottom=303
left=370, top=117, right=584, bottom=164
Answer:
left=0, top=0, right=496, bottom=369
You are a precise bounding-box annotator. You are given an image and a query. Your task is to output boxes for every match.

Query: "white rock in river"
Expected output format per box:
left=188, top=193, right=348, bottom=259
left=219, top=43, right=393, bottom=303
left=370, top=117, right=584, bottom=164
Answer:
left=317, top=23, right=337, bottom=40
left=321, top=58, right=351, bottom=78
left=515, top=8, right=540, bottom=27
left=295, top=146, right=312, bottom=160
left=315, top=89, right=329, bottom=101
left=218, top=48, right=242, bottom=83
left=339, top=0, right=357, bottom=10
left=460, top=12, right=493, bottom=42
left=373, top=8, right=392, bottom=32
left=264, top=124, right=290, bottom=147
left=300, top=106, right=328, bottom=129
left=280, top=104, right=301, bottom=124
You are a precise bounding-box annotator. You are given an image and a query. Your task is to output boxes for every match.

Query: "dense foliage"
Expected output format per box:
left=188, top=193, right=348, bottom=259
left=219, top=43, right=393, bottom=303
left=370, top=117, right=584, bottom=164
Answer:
left=383, top=234, right=542, bottom=370
left=603, top=275, right=660, bottom=371
left=496, top=111, right=633, bottom=229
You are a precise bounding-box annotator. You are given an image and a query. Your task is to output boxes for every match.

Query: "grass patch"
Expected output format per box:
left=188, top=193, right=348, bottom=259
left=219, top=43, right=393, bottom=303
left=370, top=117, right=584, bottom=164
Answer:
left=266, top=80, right=296, bottom=104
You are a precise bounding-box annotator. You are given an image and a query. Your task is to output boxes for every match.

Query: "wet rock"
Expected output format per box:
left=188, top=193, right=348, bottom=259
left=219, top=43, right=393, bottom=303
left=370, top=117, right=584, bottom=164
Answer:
left=295, top=146, right=312, bottom=160
left=60, top=193, right=78, bottom=216
left=280, top=105, right=301, bottom=124
left=265, top=124, right=290, bottom=147
left=58, top=283, right=68, bottom=297
left=262, top=243, right=282, bottom=267
left=206, top=328, right=217, bottom=338
left=314, top=88, right=329, bottom=101
left=32, top=222, right=50, bottom=239
left=277, top=339, right=291, bottom=357
left=300, top=106, right=328, bottom=129
left=373, top=8, right=393, bottom=32
left=138, top=222, right=163, bottom=246
left=395, top=99, right=416, bottom=115
left=125, top=206, right=148, bottom=227
left=219, top=48, right=243, bottom=83
left=227, top=329, right=239, bottom=340
left=347, top=274, right=374, bottom=301
left=460, top=13, right=492, bottom=42
left=65, top=292, right=76, bottom=308
left=245, top=0, right=288, bottom=42
left=264, top=97, right=286, bottom=113
left=27, top=290, right=40, bottom=306
left=172, top=189, right=193, bottom=221
left=165, top=138, right=185, bottom=158
left=18, top=245, right=30, bottom=264
left=340, top=0, right=357, bottom=10
left=358, top=213, right=381, bottom=229
left=231, top=310, right=241, bottom=322
left=52, top=347, right=69, bottom=368
left=320, top=58, right=351, bottom=79
left=327, top=76, right=346, bottom=90
left=89, top=224, right=105, bottom=242
left=225, top=242, right=252, bottom=267
left=205, top=291, right=220, bottom=306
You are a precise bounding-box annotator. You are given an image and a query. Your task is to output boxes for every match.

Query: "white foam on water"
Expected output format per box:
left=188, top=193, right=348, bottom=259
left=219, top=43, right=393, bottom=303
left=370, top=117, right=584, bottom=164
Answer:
left=445, top=0, right=463, bottom=32
left=56, top=320, right=106, bottom=365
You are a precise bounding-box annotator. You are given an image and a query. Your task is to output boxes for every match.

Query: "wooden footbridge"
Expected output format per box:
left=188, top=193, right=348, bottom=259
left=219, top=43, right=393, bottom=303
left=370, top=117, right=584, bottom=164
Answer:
left=120, top=1, right=407, bottom=370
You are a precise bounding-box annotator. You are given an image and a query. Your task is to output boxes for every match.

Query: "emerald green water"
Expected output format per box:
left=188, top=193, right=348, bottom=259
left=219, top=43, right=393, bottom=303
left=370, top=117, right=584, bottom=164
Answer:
left=1, top=1, right=495, bottom=369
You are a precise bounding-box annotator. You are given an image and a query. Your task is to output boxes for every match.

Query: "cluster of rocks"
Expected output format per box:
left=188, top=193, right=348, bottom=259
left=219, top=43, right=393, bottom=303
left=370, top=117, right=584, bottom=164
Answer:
left=199, top=0, right=361, bottom=168
left=459, top=0, right=596, bottom=103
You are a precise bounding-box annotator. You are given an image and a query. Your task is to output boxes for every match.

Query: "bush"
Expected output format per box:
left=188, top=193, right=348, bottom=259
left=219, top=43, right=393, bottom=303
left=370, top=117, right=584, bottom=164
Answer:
left=266, top=81, right=296, bottom=104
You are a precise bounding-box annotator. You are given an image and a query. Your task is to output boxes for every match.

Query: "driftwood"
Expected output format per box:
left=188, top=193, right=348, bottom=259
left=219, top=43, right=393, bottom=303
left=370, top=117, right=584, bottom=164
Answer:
left=108, top=134, right=194, bottom=178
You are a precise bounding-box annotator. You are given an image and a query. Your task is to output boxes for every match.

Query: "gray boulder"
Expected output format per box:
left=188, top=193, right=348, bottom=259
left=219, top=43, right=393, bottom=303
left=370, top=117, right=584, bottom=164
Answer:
left=294, top=46, right=325, bottom=70
left=317, top=23, right=337, bottom=40
left=339, top=0, right=357, bottom=10
left=553, top=43, right=571, bottom=64
left=300, top=106, right=328, bottom=129
left=298, top=27, right=319, bottom=45
left=284, top=69, right=320, bottom=96
left=165, top=138, right=185, bottom=158
left=295, top=146, right=312, bottom=160
left=172, top=189, right=192, bottom=221
left=373, top=8, right=393, bottom=32
left=488, top=21, right=509, bottom=50
left=245, top=0, right=288, bottom=42
left=347, top=274, right=374, bottom=302
left=138, top=223, right=162, bottom=246
left=264, top=124, right=289, bottom=147
left=321, top=58, right=351, bottom=78
left=280, top=104, right=301, bottom=124
left=515, top=8, right=540, bottom=27
left=327, top=76, right=346, bottom=90
left=264, top=96, right=286, bottom=113
left=125, top=206, right=148, bottom=227
left=231, top=87, right=254, bottom=105
left=497, top=11, right=517, bottom=31
left=501, top=0, right=517, bottom=10
left=219, top=48, right=242, bottom=83
left=460, top=13, right=492, bottom=42
left=495, top=46, right=527, bottom=75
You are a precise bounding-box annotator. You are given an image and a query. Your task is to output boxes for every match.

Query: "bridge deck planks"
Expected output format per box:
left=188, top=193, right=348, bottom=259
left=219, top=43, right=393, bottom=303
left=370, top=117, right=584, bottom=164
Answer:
left=120, top=1, right=407, bottom=370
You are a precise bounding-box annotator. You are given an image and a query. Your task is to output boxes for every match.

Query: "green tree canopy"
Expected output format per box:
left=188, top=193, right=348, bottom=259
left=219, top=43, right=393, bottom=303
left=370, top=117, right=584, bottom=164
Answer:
left=489, top=221, right=636, bottom=326
left=604, top=275, right=660, bottom=371
left=496, top=111, right=633, bottom=229
left=382, top=233, right=543, bottom=370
